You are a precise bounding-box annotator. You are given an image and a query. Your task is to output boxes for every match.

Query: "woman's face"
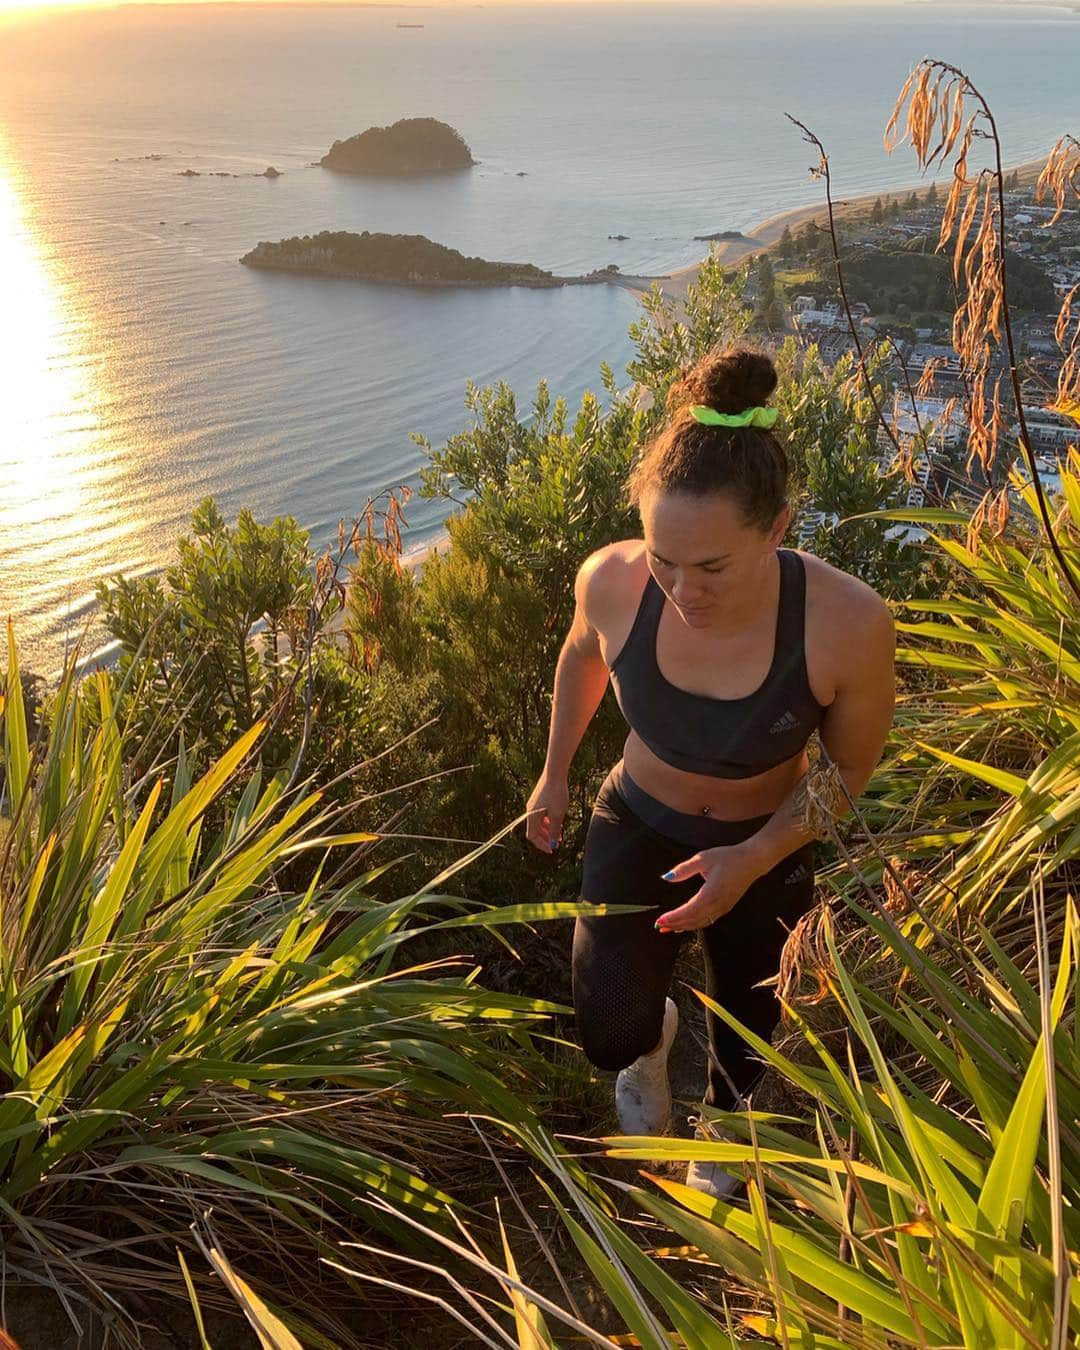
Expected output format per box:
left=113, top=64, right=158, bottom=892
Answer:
left=639, top=488, right=790, bottom=627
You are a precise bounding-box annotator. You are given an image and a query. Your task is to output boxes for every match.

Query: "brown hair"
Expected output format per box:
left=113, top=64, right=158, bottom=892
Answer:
left=626, top=346, right=788, bottom=531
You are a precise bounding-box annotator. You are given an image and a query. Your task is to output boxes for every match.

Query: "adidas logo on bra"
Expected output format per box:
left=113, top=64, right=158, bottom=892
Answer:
left=769, top=710, right=799, bottom=735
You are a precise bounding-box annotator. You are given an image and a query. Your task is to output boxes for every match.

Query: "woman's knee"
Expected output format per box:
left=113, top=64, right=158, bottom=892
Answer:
left=572, top=908, right=674, bottom=1073
left=574, top=983, right=665, bottom=1072
left=576, top=1019, right=653, bottom=1073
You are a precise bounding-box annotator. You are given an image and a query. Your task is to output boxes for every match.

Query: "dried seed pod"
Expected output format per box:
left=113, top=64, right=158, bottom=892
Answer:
left=1035, top=134, right=1080, bottom=227
left=917, top=356, right=944, bottom=400
left=777, top=908, right=832, bottom=1013
left=1054, top=285, right=1080, bottom=422
left=793, top=752, right=848, bottom=841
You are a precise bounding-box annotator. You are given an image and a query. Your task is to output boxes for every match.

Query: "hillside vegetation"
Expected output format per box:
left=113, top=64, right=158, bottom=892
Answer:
left=2, top=60, right=1078, bottom=1350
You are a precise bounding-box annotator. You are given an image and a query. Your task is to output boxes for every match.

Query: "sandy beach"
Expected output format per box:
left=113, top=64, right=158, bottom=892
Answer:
left=609, top=155, right=1049, bottom=306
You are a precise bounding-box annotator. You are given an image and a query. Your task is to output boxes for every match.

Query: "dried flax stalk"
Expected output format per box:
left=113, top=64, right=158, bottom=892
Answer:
left=887, top=62, right=1011, bottom=476
left=965, top=487, right=1010, bottom=556
left=885, top=58, right=1079, bottom=609
left=1054, top=283, right=1080, bottom=422
left=1036, top=134, right=1080, bottom=227
left=793, top=744, right=848, bottom=841
left=917, top=357, right=944, bottom=401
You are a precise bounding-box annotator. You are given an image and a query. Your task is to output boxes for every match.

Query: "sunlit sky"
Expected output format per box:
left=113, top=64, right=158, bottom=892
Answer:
left=0, top=0, right=937, bottom=12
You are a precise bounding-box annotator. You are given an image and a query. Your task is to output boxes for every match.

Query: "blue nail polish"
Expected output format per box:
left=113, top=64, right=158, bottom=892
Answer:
left=662, top=870, right=675, bottom=881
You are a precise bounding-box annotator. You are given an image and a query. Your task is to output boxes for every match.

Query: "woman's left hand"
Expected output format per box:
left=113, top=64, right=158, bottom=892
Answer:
left=656, top=845, right=765, bottom=932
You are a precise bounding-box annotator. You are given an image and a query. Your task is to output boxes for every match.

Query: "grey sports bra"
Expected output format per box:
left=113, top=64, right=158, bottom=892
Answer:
left=607, top=548, right=826, bottom=779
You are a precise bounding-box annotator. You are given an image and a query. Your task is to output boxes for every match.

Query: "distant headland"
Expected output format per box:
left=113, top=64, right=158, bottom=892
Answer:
left=240, top=230, right=631, bottom=289
left=693, top=229, right=751, bottom=242
left=320, top=117, right=476, bottom=176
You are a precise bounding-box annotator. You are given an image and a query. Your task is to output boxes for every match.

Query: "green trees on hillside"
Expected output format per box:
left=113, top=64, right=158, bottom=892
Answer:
left=775, top=341, right=928, bottom=596
left=346, top=374, right=645, bottom=894
left=96, top=498, right=380, bottom=789
left=93, top=248, right=916, bottom=906
left=839, top=243, right=1055, bottom=315
left=754, top=253, right=786, bottom=331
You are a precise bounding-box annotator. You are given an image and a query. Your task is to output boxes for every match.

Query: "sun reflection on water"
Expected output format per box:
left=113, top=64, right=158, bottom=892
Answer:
left=0, top=132, right=120, bottom=656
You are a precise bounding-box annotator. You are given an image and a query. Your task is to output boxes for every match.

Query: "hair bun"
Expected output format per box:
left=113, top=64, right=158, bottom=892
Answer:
left=669, top=346, right=777, bottom=416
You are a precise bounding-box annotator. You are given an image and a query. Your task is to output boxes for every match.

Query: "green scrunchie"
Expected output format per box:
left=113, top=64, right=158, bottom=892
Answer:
left=689, top=403, right=778, bottom=429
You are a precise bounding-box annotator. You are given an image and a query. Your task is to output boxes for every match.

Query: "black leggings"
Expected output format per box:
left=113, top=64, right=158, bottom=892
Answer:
left=572, top=760, right=816, bottom=1110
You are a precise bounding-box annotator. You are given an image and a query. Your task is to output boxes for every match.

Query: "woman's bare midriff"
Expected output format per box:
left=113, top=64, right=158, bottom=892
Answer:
left=621, top=728, right=808, bottom=822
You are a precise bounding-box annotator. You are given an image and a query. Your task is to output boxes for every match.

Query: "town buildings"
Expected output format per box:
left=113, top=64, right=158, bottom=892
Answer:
left=785, top=182, right=1075, bottom=531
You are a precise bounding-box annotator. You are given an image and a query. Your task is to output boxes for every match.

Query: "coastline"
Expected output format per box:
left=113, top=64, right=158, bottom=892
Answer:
left=399, top=535, right=449, bottom=574
left=395, top=155, right=1049, bottom=576
left=608, top=155, right=1049, bottom=306
left=86, top=155, right=1055, bottom=674
left=240, top=256, right=622, bottom=289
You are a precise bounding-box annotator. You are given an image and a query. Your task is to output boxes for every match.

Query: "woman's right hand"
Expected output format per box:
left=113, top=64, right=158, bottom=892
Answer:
left=525, top=773, right=569, bottom=854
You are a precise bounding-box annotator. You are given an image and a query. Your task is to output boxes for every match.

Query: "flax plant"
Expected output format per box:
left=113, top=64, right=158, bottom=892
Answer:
left=0, top=622, right=619, bottom=1347
left=593, top=887, right=1078, bottom=1349
left=857, top=452, right=1079, bottom=931
left=335, top=873, right=1079, bottom=1347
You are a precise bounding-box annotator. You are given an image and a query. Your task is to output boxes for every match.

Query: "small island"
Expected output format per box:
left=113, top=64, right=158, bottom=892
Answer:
left=693, top=229, right=751, bottom=242
left=320, top=118, right=476, bottom=176
left=240, top=230, right=624, bottom=289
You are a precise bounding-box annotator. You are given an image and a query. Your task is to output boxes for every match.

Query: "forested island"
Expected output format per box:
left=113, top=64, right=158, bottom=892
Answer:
left=694, top=229, right=750, bottom=242
left=240, top=230, right=621, bottom=288
left=320, top=117, right=476, bottom=175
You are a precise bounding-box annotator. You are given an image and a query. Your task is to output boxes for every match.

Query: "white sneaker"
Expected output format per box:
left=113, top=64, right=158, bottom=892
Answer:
left=686, top=1118, right=743, bottom=1200
left=615, top=998, right=679, bottom=1135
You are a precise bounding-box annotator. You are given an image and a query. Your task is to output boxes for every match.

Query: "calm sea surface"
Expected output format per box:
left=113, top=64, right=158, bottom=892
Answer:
left=1, top=1, right=1077, bottom=671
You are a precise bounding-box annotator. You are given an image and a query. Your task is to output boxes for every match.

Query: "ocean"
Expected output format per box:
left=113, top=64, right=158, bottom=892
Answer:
left=1, top=0, right=1077, bottom=673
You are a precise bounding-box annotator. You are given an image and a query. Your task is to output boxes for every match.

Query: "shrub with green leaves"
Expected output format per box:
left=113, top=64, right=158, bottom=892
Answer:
left=350, top=378, right=646, bottom=898
left=0, top=625, right=614, bottom=1347
left=863, top=453, right=1080, bottom=918
left=95, top=497, right=386, bottom=785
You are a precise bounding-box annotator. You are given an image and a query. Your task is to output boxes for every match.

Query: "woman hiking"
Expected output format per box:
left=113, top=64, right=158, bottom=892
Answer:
left=525, top=345, right=896, bottom=1198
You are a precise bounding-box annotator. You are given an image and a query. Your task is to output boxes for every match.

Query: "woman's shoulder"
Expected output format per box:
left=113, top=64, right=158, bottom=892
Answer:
left=795, top=548, right=889, bottom=621
left=576, top=540, right=649, bottom=633
left=796, top=548, right=894, bottom=675
left=579, top=539, right=648, bottom=589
